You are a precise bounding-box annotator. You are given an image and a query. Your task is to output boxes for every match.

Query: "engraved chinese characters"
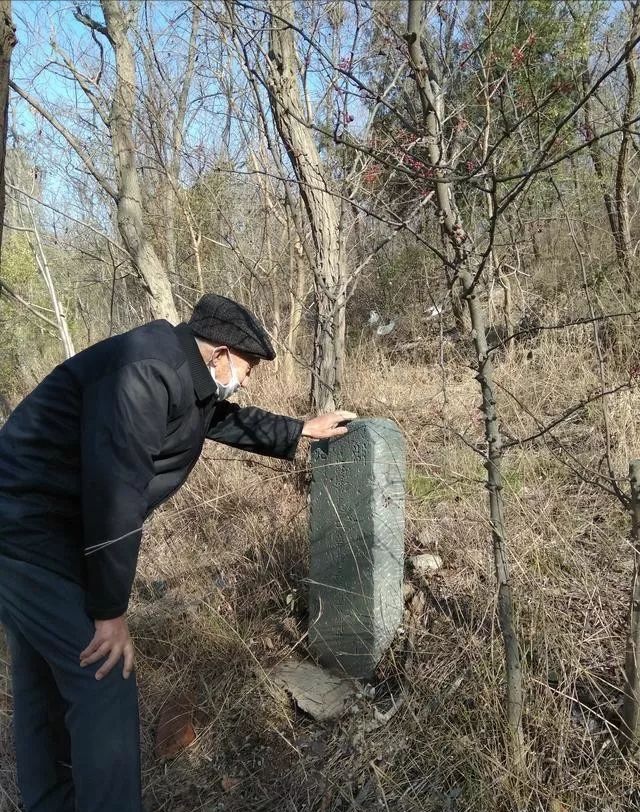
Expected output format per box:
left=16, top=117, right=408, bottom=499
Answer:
left=309, top=419, right=406, bottom=678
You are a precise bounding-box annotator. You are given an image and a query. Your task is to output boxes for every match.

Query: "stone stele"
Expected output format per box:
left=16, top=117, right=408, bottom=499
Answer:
left=308, top=418, right=406, bottom=678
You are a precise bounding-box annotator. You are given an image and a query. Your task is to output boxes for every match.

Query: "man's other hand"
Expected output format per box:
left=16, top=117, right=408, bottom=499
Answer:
left=301, top=410, right=358, bottom=440
left=80, top=615, right=134, bottom=681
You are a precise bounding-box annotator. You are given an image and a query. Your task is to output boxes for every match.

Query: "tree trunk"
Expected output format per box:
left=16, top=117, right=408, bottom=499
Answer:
left=101, top=0, right=177, bottom=323
left=479, top=44, right=513, bottom=339
left=165, top=2, right=200, bottom=290
left=582, top=76, right=620, bottom=258
left=615, top=0, right=640, bottom=285
left=0, top=0, right=15, bottom=266
left=284, top=233, right=307, bottom=384
left=404, top=0, right=525, bottom=770
left=21, top=195, right=75, bottom=357
left=164, top=190, right=177, bottom=282
left=184, top=205, right=204, bottom=296
left=266, top=0, right=346, bottom=411
left=623, top=459, right=640, bottom=753
left=582, top=31, right=639, bottom=284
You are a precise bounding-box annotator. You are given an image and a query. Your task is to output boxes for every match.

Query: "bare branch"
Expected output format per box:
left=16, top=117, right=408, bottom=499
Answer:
left=503, top=380, right=635, bottom=454
left=6, top=184, right=131, bottom=258
left=0, top=276, right=60, bottom=329
left=50, top=38, right=110, bottom=127
left=9, top=80, right=117, bottom=199
left=73, top=4, right=110, bottom=41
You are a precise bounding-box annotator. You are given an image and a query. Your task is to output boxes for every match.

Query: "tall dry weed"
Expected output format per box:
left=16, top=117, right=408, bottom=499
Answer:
left=1, top=331, right=639, bottom=811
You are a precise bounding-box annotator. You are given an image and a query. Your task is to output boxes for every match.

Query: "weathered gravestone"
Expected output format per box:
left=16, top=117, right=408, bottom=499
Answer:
left=308, top=418, right=405, bottom=679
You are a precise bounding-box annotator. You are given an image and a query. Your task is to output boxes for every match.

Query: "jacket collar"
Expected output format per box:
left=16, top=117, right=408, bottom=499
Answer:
left=174, top=323, right=218, bottom=402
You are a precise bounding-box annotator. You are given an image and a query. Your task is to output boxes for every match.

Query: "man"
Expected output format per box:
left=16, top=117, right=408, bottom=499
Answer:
left=0, top=293, right=354, bottom=812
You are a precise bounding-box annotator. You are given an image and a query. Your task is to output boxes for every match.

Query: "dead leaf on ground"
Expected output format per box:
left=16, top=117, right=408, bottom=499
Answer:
left=155, top=692, right=197, bottom=760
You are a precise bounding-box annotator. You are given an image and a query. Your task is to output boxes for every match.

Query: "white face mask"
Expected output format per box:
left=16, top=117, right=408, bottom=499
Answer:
left=209, top=350, right=241, bottom=400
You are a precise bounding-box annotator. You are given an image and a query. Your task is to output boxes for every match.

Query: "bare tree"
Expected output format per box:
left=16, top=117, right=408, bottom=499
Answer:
left=622, top=459, right=640, bottom=753
left=137, top=1, right=201, bottom=284
left=0, top=0, right=15, bottom=265
left=580, top=0, right=640, bottom=281
left=614, top=0, right=640, bottom=281
left=14, top=186, right=75, bottom=358
left=263, top=0, right=347, bottom=412
left=283, top=209, right=307, bottom=384
left=10, top=0, right=178, bottom=322
left=404, top=0, right=525, bottom=769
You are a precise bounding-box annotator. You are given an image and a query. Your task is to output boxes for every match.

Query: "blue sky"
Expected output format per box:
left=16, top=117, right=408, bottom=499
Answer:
left=7, top=0, right=197, bottom=229
left=7, top=0, right=630, bottom=236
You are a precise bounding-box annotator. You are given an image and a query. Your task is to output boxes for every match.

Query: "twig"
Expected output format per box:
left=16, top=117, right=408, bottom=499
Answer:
left=6, top=185, right=131, bottom=258
left=502, top=380, right=634, bottom=453
left=0, top=275, right=59, bottom=329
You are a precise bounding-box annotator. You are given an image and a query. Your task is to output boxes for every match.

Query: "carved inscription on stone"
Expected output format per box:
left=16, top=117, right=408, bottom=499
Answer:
left=309, top=419, right=405, bottom=678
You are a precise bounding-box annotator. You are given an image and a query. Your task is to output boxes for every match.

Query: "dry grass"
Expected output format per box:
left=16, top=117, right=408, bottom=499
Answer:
left=2, top=325, right=640, bottom=811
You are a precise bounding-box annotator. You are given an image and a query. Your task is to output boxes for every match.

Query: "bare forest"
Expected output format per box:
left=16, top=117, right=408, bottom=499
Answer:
left=2, top=1, right=640, bottom=810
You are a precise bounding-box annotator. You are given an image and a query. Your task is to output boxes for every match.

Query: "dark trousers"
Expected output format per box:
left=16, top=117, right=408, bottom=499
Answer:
left=0, top=555, right=141, bottom=812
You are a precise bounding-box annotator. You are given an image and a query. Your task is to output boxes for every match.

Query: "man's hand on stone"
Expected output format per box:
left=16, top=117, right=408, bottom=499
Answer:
left=302, top=410, right=358, bottom=440
left=80, top=615, right=135, bottom=681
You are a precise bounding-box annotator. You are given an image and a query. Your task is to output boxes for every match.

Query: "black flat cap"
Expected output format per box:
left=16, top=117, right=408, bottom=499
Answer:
left=188, top=294, right=276, bottom=360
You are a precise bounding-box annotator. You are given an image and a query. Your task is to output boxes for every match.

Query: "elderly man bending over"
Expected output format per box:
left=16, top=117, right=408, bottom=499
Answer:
left=0, top=293, right=354, bottom=812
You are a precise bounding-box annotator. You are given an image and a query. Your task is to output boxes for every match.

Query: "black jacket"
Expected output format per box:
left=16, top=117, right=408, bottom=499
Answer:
left=0, top=320, right=303, bottom=619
